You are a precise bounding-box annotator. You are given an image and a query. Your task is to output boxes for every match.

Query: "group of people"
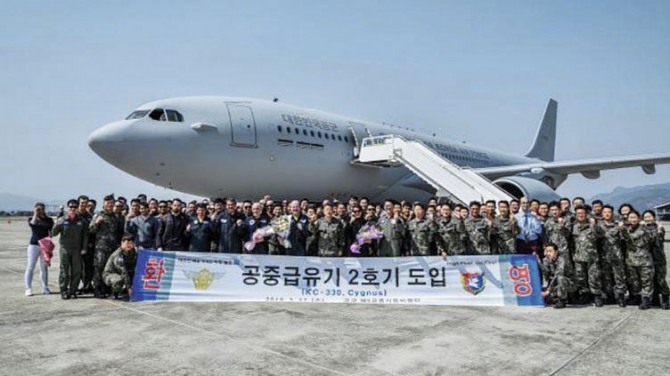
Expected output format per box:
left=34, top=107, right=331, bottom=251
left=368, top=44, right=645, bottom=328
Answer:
left=23, top=193, right=668, bottom=310
left=25, top=196, right=138, bottom=301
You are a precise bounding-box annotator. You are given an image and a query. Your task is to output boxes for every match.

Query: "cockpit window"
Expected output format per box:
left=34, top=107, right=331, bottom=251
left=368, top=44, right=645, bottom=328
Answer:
left=125, top=110, right=149, bottom=120
left=147, top=108, right=184, bottom=122
left=149, top=109, right=165, bottom=121
left=166, top=110, right=184, bottom=122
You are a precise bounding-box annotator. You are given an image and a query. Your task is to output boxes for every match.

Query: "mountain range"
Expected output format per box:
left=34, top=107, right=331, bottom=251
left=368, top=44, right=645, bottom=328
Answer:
left=589, top=183, right=670, bottom=213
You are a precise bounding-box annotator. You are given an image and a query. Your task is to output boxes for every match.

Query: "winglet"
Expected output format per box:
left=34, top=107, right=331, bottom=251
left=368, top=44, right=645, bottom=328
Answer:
left=525, top=99, right=557, bottom=162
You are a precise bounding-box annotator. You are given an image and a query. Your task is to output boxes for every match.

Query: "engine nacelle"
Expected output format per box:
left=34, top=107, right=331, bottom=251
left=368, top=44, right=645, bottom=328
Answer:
left=494, top=176, right=561, bottom=202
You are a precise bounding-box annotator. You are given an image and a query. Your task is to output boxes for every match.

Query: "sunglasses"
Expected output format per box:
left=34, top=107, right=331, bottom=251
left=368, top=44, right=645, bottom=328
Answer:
left=68, top=206, right=78, bottom=209
left=244, top=206, right=251, bottom=209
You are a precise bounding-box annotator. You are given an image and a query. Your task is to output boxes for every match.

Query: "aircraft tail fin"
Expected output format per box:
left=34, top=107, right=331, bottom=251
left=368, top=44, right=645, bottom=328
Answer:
left=525, top=98, right=557, bottom=162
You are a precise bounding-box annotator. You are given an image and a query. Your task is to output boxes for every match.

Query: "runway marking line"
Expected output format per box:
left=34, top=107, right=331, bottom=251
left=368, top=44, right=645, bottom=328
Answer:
left=548, top=312, right=635, bottom=376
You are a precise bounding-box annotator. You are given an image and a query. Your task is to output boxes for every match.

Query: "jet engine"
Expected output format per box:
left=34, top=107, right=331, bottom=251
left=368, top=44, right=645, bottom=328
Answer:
left=493, top=176, right=561, bottom=202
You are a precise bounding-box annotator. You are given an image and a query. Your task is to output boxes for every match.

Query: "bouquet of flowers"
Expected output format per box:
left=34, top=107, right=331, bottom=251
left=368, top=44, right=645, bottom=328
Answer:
left=350, top=224, right=384, bottom=254
left=243, top=216, right=292, bottom=251
left=38, top=236, right=55, bottom=267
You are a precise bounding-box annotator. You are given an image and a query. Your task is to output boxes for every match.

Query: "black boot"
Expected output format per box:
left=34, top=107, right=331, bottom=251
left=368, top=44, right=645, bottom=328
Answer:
left=662, top=294, right=670, bottom=310
left=651, top=293, right=661, bottom=307
left=94, top=287, right=106, bottom=299
left=554, top=299, right=566, bottom=309
left=61, top=291, right=70, bottom=300
left=616, top=293, right=626, bottom=308
left=639, top=296, right=652, bottom=310
left=576, top=293, right=590, bottom=305
left=594, top=295, right=604, bottom=307
left=80, top=286, right=94, bottom=295
left=626, top=294, right=641, bottom=306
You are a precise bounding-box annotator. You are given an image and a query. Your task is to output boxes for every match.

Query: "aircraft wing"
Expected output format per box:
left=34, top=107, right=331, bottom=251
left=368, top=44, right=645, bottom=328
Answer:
left=475, top=153, right=670, bottom=180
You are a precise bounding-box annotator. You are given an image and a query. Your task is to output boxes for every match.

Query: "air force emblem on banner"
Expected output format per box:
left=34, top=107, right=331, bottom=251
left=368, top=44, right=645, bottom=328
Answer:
left=183, top=268, right=225, bottom=290
left=460, top=272, right=486, bottom=295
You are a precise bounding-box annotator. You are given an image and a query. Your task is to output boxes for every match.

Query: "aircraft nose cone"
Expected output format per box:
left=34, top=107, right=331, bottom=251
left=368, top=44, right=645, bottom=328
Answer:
left=88, top=121, right=131, bottom=159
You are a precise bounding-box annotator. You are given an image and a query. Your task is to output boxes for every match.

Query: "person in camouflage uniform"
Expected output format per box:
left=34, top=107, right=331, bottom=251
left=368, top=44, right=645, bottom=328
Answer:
left=435, top=204, right=467, bottom=256
left=559, top=198, right=574, bottom=224
left=267, top=205, right=287, bottom=255
left=621, top=210, right=655, bottom=310
left=407, top=203, right=438, bottom=256
left=586, top=204, right=613, bottom=302
left=377, top=201, right=408, bottom=257
left=591, top=200, right=604, bottom=219
left=464, top=201, right=491, bottom=255
left=543, top=202, right=571, bottom=258
left=642, top=210, right=669, bottom=310
left=571, top=206, right=605, bottom=306
left=90, top=194, right=121, bottom=298
left=52, top=199, right=89, bottom=300
left=617, top=203, right=633, bottom=225
left=491, top=201, right=517, bottom=255
left=309, top=202, right=345, bottom=257
left=538, top=243, right=576, bottom=309
left=598, top=205, right=628, bottom=307
left=103, top=234, right=137, bottom=300
left=537, top=202, right=550, bottom=225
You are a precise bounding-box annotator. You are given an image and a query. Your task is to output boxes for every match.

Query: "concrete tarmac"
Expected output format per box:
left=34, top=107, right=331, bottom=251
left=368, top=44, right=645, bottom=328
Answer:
left=1, top=218, right=669, bottom=376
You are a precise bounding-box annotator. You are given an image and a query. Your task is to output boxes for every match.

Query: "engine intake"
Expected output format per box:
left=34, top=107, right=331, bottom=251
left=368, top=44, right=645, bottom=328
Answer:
left=493, top=176, right=561, bottom=202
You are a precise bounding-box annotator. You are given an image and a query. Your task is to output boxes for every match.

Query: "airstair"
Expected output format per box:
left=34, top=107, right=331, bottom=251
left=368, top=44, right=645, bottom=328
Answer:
left=356, top=135, right=514, bottom=205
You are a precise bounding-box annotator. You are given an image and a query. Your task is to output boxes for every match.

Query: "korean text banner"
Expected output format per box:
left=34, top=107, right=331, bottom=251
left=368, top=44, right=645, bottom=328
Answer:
left=131, top=251, right=544, bottom=307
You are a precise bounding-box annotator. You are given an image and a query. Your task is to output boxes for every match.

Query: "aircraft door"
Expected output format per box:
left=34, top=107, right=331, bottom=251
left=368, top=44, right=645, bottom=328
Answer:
left=227, top=104, right=257, bottom=147
left=348, top=123, right=372, bottom=158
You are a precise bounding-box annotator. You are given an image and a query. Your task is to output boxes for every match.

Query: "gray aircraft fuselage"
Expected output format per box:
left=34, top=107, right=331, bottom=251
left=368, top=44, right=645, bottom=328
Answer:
left=88, top=96, right=548, bottom=201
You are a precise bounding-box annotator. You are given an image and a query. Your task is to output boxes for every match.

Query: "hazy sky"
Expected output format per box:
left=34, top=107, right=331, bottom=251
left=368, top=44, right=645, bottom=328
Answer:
left=1, top=1, right=669, bottom=203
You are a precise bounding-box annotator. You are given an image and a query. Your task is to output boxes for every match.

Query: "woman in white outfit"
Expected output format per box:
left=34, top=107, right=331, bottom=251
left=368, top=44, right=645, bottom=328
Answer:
left=25, top=202, right=54, bottom=296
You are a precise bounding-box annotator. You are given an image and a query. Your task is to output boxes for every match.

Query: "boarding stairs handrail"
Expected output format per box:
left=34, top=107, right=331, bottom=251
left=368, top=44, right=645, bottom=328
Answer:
left=358, top=135, right=514, bottom=205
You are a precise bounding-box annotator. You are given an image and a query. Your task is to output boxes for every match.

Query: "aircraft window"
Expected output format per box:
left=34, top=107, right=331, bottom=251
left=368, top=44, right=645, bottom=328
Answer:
left=344, top=136, right=349, bottom=143
left=331, top=134, right=336, bottom=141
left=148, top=109, right=165, bottom=121
left=325, top=133, right=329, bottom=139
left=125, top=110, right=149, bottom=120
left=294, top=128, right=300, bottom=134
left=165, top=110, right=183, bottom=122
left=277, top=125, right=282, bottom=132
left=287, top=127, right=292, bottom=134
left=337, top=135, right=342, bottom=141
left=318, top=131, right=322, bottom=138
left=310, top=130, right=315, bottom=137
left=303, top=129, right=308, bottom=136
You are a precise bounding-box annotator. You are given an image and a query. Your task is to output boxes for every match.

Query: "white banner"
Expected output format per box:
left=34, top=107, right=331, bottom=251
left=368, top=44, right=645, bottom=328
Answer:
left=131, top=250, right=544, bottom=306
